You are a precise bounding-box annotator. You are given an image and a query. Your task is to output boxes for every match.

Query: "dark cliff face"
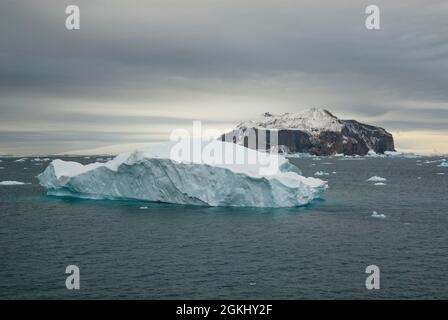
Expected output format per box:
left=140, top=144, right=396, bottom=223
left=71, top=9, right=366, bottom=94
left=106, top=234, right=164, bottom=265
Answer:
left=220, top=115, right=395, bottom=156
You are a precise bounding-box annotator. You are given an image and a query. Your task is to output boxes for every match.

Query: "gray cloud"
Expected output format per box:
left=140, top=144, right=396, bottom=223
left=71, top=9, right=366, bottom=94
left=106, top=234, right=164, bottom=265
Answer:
left=1, top=0, right=447, bottom=154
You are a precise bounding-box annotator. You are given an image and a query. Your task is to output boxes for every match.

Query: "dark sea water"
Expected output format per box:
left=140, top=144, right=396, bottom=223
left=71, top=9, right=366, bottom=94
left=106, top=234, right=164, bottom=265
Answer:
left=0, top=155, right=447, bottom=299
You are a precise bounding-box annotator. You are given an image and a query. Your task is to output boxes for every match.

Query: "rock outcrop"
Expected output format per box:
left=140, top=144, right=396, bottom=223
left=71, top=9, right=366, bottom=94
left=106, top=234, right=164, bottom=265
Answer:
left=220, top=108, right=395, bottom=156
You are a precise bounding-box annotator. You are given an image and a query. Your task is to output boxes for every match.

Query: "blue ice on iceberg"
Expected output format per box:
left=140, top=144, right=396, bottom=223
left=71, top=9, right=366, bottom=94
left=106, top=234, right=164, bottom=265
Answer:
left=38, top=140, right=327, bottom=207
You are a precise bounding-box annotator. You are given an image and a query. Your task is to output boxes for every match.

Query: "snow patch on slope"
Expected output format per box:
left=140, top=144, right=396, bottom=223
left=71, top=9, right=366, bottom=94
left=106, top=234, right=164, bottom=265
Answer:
left=237, top=108, right=343, bottom=135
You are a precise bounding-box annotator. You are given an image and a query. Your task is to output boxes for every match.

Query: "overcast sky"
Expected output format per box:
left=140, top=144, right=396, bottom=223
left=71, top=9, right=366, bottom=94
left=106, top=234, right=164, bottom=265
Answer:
left=1, top=0, right=447, bottom=155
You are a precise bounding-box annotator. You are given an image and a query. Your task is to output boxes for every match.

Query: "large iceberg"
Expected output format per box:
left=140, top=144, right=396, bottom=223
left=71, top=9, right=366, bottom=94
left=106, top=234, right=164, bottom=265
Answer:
left=38, top=140, right=327, bottom=207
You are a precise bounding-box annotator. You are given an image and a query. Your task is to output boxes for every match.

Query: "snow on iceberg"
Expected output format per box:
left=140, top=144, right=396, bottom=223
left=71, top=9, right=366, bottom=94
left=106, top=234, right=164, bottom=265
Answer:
left=367, top=176, right=387, bottom=182
left=0, top=181, right=29, bottom=186
left=38, top=140, right=327, bottom=207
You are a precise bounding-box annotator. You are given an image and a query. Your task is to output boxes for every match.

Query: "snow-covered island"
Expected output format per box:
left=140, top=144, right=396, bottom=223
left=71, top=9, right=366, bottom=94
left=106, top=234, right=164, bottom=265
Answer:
left=220, top=108, right=395, bottom=156
left=38, top=140, right=327, bottom=207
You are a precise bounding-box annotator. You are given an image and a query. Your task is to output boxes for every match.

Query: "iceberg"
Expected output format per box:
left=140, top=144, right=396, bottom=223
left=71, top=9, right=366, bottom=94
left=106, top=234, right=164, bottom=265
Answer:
left=38, top=140, right=327, bottom=207
left=314, top=171, right=330, bottom=176
left=0, top=181, right=29, bottom=186
left=367, top=176, right=387, bottom=182
left=371, top=211, right=386, bottom=218
left=437, top=161, right=448, bottom=167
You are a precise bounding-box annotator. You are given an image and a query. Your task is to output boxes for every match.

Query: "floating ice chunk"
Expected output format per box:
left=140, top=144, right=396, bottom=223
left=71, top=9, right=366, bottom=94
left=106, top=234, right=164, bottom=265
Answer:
left=139, top=206, right=148, bottom=210
left=436, top=173, right=445, bottom=175
left=437, top=161, right=448, bottom=167
left=338, top=157, right=365, bottom=161
left=374, top=182, right=387, bottom=186
left=314, top=171, right=330, bottom=176
left=14, top=158, right=27, bottom=162
left=371, top=211, right=386, bottom=218
left=0, top=181, right=30, bottom=186
left=367, top=176, right=387, bottom=182
left=366, top=150, right=383, bottom=157
left=384, top=151, right=423, bottom=158
left=38, top=140, right=328, bottom=207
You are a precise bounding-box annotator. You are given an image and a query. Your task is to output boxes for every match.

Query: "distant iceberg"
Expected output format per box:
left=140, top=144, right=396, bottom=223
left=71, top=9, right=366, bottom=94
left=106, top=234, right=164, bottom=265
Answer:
left=0, top=181, right=29, bottom=186
left=371, top=211, right=386, bottom=218
left=437, top=161, right=448, bottom=167
left=38, top=140, right=327, bottom=207
left=314, top=171, right=330, bottom=176
left=367, top=176, right=387, bottom=182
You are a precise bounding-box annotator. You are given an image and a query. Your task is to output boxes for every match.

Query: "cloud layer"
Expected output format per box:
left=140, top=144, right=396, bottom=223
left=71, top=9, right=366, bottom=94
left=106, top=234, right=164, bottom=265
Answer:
left=1, top=0, right=447, bottom=154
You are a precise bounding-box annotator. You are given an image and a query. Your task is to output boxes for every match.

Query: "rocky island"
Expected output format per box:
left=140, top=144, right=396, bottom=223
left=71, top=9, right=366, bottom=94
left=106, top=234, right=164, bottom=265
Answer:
left=220, top=108, right=395, bottom=156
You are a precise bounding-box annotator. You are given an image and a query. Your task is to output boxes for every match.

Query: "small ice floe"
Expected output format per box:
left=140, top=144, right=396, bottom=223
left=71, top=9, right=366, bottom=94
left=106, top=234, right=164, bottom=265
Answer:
left=310, top=164, right=316, bottom=166
left=322, top=162, right=333, bottom=165
left=312, top=157, right=321, bottom=161
left=31, top=158, right=50, bottom=162
left=139, top=206, right=149, bottom=209
left=437, top=161, right=448, bottom=167
left=0, top=181, right=30, bottom=186
left=249, top=282, right=257, bottom=286
left=366, top=150, right=386, bottom=158
left=0, top=167, right=4, bottom=169
left=367, top=176, right=387, bottom=182
left=417, top=177, right=422, bottom=180
left=14, top=158, right=27, bottom=162
left=436, top=173, right=445, bottom=175
left=331, top=171, right=337, bottom=174
left=314, top=171, right=330, bottom=176
left=338, top=157, right=365, bottom=161
left=374, top=182, right=387, bottom=186
left=371, top=211, right=386, bottom=219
